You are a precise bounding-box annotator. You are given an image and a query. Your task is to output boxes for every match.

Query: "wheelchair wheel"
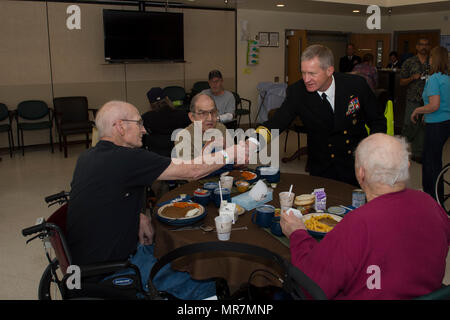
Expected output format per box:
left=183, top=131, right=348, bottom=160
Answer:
left=38, top=259, right=63, bottom=300
left=435, top=163, right=450, bottom=215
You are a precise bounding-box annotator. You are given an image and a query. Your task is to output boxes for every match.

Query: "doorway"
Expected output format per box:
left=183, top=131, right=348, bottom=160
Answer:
left=394, top=30, right=440, bottom=64
left=285, top=30, right=349, bottom=85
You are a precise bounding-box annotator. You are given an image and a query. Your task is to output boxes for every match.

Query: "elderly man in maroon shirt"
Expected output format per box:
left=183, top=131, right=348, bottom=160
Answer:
left=281, top=133, right=450, bottom=299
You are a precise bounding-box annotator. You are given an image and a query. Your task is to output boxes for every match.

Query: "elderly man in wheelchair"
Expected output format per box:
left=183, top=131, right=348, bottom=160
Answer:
left=21, top=100, right=249, bottom=300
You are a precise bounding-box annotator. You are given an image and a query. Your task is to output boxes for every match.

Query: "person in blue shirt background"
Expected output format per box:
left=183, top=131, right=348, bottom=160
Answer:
left=411, top=46, right=450, bottom=202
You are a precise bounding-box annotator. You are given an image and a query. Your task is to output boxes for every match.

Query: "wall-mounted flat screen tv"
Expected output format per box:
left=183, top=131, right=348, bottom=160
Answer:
left=103, top=9, right=184, bottom=62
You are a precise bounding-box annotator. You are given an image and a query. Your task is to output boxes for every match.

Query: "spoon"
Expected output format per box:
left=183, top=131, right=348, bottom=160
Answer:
left=200, top=224, right=214, bottom=232
left=206, top=226, right=248, bottom=233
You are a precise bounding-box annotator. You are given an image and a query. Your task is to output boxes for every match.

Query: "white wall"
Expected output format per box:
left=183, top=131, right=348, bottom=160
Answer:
left=388, top=11, right=450, bottom=34
left=236, top=9, right=449, bottom=125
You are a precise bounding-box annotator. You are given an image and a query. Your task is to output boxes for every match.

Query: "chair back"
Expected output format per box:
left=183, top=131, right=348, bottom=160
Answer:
left=0, top=103, right=9, bottom=121
left=17, top=100, right=50, bottom=120
left=191, top=81, right=210, bottom=96
left=46, top=203, right=71, bottom=275
left=162, top=86, right=186, bottom=106
left=53, top=96, right=89, bottom=123
left=232, top=92, right=242, bottom=107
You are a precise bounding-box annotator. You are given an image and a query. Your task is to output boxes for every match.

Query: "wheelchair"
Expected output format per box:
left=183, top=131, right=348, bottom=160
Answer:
left=435, top=163, right=450, bottom=215
left=22, top=191, right=331, bottom=300
left=22, top=191, right=147, bottom=300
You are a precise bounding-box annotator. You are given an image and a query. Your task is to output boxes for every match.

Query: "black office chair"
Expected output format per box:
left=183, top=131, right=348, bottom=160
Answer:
left=53, top=96, right=94, bottom=158
left=0, top=103, right=14, bottom=157
left=16, top=100, right=54, bottom=155
left=162, top=86, right=188, bottom=111
left=232, top=92, right=252, bottom=128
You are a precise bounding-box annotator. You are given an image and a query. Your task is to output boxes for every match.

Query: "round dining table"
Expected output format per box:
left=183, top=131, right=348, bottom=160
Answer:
left=153, top=172, right=356, bottom=291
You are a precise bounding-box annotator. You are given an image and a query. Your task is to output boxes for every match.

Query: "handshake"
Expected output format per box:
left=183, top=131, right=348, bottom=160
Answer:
left=202, top=137, right=261, bottom=166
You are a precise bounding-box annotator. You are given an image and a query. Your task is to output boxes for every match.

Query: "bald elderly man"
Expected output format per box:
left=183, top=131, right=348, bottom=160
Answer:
left=281, top=133, right=450, bottom=299
left=67, top=100, right=245, bottom=299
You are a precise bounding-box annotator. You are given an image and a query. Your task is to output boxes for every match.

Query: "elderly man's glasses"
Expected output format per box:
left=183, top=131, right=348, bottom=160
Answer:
left=121, top=119, right=144, bottom=127
left=193, top=110, right=218, bottom=118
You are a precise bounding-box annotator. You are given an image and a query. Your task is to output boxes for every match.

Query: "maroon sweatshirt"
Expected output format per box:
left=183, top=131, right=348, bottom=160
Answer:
left=290, top=189, right=450, bottom=299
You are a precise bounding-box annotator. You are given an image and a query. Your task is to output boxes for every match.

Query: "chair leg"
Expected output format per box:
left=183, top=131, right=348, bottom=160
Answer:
left=86, top=133, right=89, bottom=149
left=8, top=130, right=13, bottom=157
left=21, top=129, right=25, bottom=156
left=284, top=129, right=289, bottom=153
left=237, top=115, right=241, bottom=128
left=50, top=128, right=54, bottom=153
left=297, top=132, right=301, bottom=160
left=63, top=135, right=68, bottom=158
left=248, top=113, right=251, bottom=129
left=58, top=133, right=62, bottom=152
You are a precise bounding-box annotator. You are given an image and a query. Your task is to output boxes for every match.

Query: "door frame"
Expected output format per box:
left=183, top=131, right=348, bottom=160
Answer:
left=284, top=29, right=351, bottom=85
left=393, top=29, right=441, bottom=52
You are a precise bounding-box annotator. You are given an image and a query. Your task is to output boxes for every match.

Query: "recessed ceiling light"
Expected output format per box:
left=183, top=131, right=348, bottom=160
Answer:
left=352, top=10, right=360, bottom=13
left=276, top=4, right=285, bottom=7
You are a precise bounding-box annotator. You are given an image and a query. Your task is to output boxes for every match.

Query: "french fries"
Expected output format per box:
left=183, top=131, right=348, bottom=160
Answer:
left=304, top=214, right=337, bottom=233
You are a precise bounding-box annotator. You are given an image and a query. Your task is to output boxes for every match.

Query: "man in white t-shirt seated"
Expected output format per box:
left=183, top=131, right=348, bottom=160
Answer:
left=201, top=70, right=236, bottom=124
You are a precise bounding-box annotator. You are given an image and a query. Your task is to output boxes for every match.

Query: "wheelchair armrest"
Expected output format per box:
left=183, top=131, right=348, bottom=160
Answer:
left=79, top=260, right=138, bottom=279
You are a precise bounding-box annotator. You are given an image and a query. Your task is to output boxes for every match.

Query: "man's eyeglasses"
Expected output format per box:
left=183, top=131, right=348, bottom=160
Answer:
left=121, top=119, right=144, bottom=127
left=193, top=110, right=218, bottom=118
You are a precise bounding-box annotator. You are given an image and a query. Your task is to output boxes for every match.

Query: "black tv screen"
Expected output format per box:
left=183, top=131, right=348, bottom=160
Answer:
left=103, top=9, right=184, bottom=62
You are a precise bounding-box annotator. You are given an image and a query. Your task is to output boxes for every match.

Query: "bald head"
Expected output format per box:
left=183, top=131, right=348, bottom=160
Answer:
left=355, top=133, right=410, bottom=187
left=95, top=100, right=137, bottom=138
left=189, top=93, right=215, bottom=113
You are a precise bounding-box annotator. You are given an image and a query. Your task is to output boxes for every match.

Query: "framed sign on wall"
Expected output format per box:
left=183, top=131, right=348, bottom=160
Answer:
left=269, top=32, right=279, bottom=47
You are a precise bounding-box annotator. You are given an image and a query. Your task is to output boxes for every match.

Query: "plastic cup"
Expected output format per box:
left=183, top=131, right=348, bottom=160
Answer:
left=213, top=188, right=231, bottom=207
left=279, top=191, right=295, bottom=211
left=215, top=215, right=232, bottom=241
left=220, top=176, right=234, bottom=191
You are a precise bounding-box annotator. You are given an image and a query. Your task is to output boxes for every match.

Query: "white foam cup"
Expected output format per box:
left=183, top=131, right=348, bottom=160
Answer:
left=215, top=215, right=232, bottom=241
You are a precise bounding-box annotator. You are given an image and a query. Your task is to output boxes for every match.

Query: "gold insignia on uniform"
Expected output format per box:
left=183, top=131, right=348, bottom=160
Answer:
left=353, top=119, right=357, bottom=125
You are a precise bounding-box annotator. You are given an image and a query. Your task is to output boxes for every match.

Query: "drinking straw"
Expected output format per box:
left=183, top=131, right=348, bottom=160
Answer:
left=288, top=184, right=293, bottom=198
left=219, top=181, right=223, bottom=202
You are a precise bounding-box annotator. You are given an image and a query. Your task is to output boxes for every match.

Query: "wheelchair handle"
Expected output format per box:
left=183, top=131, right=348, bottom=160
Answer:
left=44, top=191, right=69, bottom=204
left=22, top=223, right=46, bottom=237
